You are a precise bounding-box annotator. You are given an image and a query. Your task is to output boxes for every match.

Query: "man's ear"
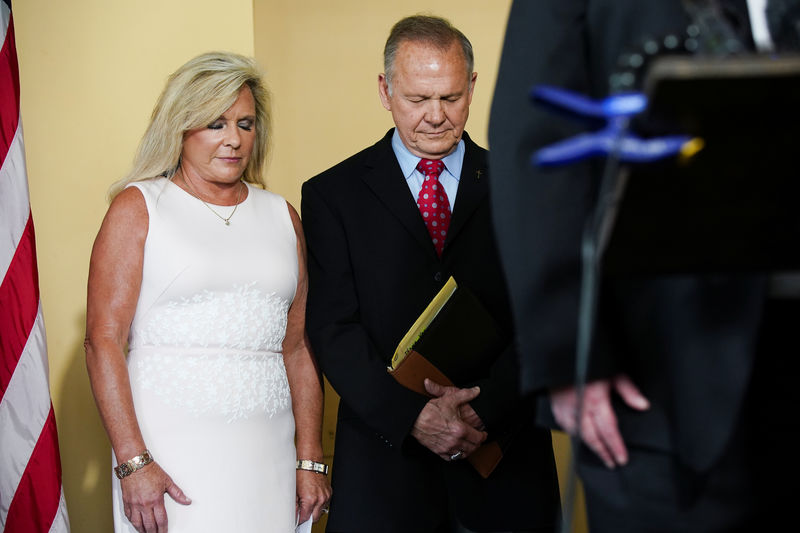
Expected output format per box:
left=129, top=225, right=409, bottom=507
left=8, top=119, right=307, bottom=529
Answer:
left=378, top=73, right=392, bottom=111
left=467, top=72, right=478, bottom=104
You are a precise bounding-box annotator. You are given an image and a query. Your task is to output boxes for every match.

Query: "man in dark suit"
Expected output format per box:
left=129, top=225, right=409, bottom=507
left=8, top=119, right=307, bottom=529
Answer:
left=489, top=1, right=799, bottom=531
left=302, top=14, right=560, bottom=533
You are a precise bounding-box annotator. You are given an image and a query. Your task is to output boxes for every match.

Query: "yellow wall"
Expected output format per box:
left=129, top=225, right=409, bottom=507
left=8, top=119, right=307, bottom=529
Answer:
left=14, top=1, right=584, bottom=531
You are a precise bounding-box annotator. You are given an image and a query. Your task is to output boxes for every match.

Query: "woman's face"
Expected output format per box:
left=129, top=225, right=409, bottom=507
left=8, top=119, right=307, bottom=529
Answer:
left=181, top=85, right=256, bottom=185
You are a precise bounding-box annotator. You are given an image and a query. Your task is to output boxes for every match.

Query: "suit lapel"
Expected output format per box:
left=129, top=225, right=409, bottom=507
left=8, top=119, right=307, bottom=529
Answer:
left=359, top=130, right=489, bottom=259
left=360, top=130, right=439, bottom=258
left=445, top=134, right=488, bottom=253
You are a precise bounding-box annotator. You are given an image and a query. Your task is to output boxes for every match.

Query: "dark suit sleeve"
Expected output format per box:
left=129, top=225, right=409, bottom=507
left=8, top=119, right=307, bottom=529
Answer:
left=488, top=0, right=610, bottom=393
left=468, top=340, right=536, bottom=435
left=301, top=178, right=428, bottom=449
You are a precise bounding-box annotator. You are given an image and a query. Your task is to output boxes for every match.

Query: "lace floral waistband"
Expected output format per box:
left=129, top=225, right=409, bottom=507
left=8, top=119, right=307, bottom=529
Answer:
left=127, top=347, right=291, bottom=422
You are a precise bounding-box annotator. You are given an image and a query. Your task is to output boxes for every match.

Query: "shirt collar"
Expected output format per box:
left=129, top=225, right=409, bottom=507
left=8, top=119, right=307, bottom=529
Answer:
left=391, top=129, right=464, bottom=181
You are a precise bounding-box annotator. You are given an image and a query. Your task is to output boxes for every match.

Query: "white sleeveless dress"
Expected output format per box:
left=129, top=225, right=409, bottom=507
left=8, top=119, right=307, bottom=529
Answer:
left=111, top=177, right=298, bottom=532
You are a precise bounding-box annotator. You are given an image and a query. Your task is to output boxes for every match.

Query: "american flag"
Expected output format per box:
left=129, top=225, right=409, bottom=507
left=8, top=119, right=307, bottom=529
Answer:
left=1, top=1, right=70, bottom=531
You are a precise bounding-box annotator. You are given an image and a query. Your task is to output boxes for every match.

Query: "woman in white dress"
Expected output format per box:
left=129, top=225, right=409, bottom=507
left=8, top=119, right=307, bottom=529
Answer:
left=85, top=52, right=331, bottom=533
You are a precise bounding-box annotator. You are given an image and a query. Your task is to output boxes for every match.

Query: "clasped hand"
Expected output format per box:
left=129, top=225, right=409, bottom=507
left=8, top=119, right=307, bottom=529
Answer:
left=411, top=378, right=487, bottom=461
left=121, top=461, right=190, bottom=533
left=550, top=374, right=649, bottom=469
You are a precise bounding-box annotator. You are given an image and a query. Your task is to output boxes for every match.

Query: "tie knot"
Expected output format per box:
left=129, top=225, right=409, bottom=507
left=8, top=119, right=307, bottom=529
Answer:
left=416, top=158, right=445, bottom=179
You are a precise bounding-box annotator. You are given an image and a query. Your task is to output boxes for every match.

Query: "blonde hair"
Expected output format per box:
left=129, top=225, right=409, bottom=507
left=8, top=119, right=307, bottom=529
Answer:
left=109, top=51, right=271, bottom=199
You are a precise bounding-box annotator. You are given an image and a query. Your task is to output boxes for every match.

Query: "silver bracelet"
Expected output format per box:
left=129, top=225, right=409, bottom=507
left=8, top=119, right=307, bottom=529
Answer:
left=114, top=450, right=153, bottom=479
left=296, top=459, right=329, bottom=475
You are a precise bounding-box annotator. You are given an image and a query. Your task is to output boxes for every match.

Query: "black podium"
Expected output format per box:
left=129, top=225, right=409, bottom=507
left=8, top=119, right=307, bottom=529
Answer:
left=559, top=54, right=800, bottom=533
left=600, top=55, right=800, bottom=276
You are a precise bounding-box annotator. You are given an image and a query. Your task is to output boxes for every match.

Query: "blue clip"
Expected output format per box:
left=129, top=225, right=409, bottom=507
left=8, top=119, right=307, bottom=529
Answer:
left=530, top=86, right=692, bottom=167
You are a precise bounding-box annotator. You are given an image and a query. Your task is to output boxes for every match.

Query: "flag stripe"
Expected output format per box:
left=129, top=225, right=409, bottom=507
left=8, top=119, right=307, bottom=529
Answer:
left=1, top=1, right=70, bottom=530
left=47, top=490, right=70, bottom=533
left=0, top=6, right=19, bottom=168
left=1, top=126, right=33, bottom=279
left=0, top=307, right=51, bottom=523
left=0, top=214, right=39, bottom=401
left=4, top=407, right=63, bottom=533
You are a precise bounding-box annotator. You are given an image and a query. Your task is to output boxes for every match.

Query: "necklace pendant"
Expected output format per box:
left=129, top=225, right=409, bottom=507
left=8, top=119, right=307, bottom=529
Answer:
left=225, top=220, right=230, bottom=226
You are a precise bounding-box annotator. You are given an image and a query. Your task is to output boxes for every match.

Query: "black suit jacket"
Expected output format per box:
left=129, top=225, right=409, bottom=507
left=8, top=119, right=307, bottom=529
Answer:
left=302, top=130, right=560, bottom=532
left=488, top=0, right=766, bottom=472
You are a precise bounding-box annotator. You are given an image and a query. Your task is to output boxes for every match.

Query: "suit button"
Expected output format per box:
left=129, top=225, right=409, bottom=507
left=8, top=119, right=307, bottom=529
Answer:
left=434, top=272, right=443, bottom=282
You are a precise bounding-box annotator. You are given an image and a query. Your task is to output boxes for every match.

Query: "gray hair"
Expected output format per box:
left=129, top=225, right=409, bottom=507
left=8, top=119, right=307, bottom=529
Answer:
left=383, top=15, right=474, bottom=95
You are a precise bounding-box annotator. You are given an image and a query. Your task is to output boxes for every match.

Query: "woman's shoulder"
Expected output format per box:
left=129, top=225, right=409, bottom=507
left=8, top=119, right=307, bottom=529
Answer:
left=125, top=176, right=170, bottom=196
left=246, top=184, right=297, bottom=235
left=246, top=183, right=285, bottom=203
left=247, top=184, right=294, bottom=214
left=102, top=185, right=148, bottom=240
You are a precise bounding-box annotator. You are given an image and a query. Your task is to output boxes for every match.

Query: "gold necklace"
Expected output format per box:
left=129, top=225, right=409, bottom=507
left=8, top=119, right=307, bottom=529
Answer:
left=182, top=178, right=245, bottom=226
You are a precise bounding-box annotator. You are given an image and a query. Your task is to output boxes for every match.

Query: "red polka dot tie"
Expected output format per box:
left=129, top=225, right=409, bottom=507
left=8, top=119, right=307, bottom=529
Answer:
left=415, top=158, right=450, bottom=257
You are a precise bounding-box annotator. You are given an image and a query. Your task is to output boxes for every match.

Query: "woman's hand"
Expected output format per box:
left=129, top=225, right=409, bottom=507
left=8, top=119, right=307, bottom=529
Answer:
left=295, top=469, right=332, bottom=524
left=121, top=462, right=191, bottom=533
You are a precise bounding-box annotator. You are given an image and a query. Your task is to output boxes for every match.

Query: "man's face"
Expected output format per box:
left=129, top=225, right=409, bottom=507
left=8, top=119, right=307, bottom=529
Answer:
left=379, top=40, right=476, bottom=160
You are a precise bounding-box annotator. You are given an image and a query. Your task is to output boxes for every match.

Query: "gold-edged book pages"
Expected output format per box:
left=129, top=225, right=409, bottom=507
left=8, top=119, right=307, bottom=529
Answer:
left=390, top=276, right=458, bottom=370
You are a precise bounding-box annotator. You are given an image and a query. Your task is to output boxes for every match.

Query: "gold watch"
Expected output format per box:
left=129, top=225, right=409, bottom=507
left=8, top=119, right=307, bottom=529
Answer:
left=114, top=450, right=154, bottom=479
left=296, top=459, right=329, bottom=475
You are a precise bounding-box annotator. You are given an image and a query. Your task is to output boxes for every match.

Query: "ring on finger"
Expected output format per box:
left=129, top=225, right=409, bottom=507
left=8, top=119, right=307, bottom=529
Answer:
left=322, top=506, right=330, bottom=514
left=449, top=450, right=464, bottom=461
